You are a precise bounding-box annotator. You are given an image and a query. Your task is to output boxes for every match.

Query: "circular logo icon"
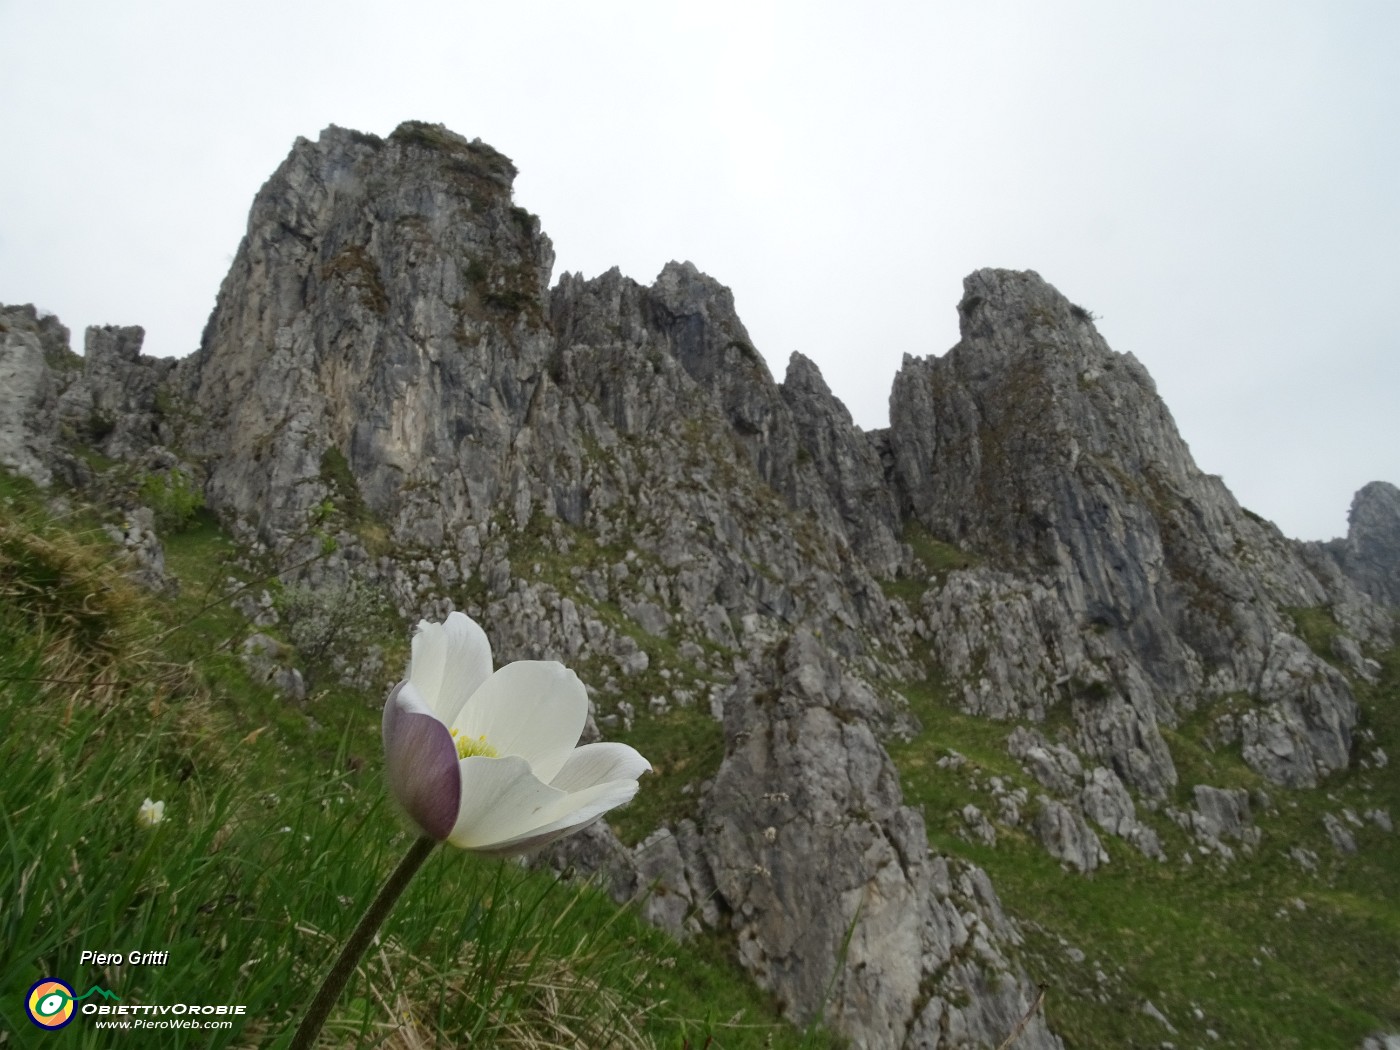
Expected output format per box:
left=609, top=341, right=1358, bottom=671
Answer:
left=26, top=978, right=76, bottom=1030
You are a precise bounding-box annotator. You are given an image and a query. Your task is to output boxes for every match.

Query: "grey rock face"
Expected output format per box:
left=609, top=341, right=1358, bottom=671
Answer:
left=1320, top=481, right=1400, bottom=608
left=58, top=324, right=176, bottom=461
left=239, top=633, right=305, bottom=701
left=176, top=123, right=558, bottom=546
left=691, top=630, right=1059, bottom=1050
left=168, top=125, right=909, bottom=687
left=1081, top=765, right=1164, bottom=860
left=1, top=303, right=188, bottom=496
left=1008, top=732, right=1164, bottom=862
left=1323, top=812, right=1359, bottom=854
left=538, top=822, right=702, bottom=937
left=18, top=123, right=1397, bottom=1050
left=779, top=350, right=904, bottom=573
left=1008, top=727, right=1084, bottom=796
left=887, top=268, right=1388, bottom=791
left=550, top=262, right=906, bottom=583
left=1032, top=796, right=1109, bottom=873
left=1236, top=631, right=1356, bottom=788
left=102, top=506, right=175, bottom=595
left=60, top=134, right=1385, bottom=812
left=960, top=803, right=999, bottom=845
left=1179, top=785, right=1261, bottom=860
left=0, top=305, right=72, bottom=486
left=628, top=826, right=697, bottom=934
left=922, top=570, right=1080, bottom=723
left=1079, top=766, right=1135, bottom=837
left=1191, top=785, right=1254, bottom=842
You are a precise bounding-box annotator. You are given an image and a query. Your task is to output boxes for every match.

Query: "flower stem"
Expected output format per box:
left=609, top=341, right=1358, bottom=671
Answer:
left=290, top=835, right=438, bottom=1050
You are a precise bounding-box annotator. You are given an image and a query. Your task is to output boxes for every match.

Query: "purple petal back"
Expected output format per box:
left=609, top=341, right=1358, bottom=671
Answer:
left=383, top=682, right=460, bottom=840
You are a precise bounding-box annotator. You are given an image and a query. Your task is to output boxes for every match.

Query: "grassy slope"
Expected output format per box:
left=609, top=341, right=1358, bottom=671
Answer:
left=0, top=471, right=832, bottom=1049
left=9, top=469, right=1394, bottom=1048
left=890, top=644, right=1400, bottom=1048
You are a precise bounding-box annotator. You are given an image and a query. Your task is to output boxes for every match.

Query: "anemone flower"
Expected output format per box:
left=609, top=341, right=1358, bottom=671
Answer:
left=292, top=612, right=650, bottom=1050
left=137, top=798, right=164, bottom=828
left=382, top=612, right=651, bottom=853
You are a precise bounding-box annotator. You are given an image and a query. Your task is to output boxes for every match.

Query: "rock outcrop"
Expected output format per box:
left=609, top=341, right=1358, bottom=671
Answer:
left=1, top=304, right=182, bottom=496
left=5, top=120, right=1398, bottom=1050
left=0, top=305, right=73, bottom=486
left=1319, top=481, right=1400, bottom=609
left=163, top=125, right=908, bottom=674
left=174, top=123, right=558, bottom=547
left=58, top=323, right=176, bottom=462
left=690, top=630, right=1059, bottom=1049
left=889, top=268, right=1390, bottom=793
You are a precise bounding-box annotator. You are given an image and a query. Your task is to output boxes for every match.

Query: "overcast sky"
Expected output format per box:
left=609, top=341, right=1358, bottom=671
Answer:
left=2, top=1, right=1396, bottom=541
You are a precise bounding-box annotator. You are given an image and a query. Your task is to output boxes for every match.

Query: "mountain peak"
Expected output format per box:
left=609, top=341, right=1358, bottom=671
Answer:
left=3, top=123, right=1396, bottom=1050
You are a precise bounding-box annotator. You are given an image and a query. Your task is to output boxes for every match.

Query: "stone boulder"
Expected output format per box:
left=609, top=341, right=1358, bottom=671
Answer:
left=1032, top=797, right=1109, bottom=874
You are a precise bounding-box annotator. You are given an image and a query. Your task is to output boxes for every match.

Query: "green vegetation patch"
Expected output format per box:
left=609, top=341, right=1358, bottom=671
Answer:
left=888, top=648, right=1400, bottom=1049
left=611, top=706, right=726, bottom=847
left=0, top=469, right=830, bottom=1048
left=462, top=256, right=544, bottom=324
left=139, top=466, right=205, bottom=533
left=389, top=121, right=519, bottom=192
left=879, top=522, right=980, bottom=605
left=319, top=445, right=366, bottom=522
left=1286, top=605, right=1343, bottom=665
left=1158, top=692, right=1265, bottom=802
left=319, top=244, right=389, bottom=315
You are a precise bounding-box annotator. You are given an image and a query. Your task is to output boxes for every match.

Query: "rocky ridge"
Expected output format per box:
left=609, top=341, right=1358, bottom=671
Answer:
left=1317, top=481, right=1400, bottom=609
left=888, top=269, right=1390, bottom=796
left=3, top=121, right=1397, bottom=1049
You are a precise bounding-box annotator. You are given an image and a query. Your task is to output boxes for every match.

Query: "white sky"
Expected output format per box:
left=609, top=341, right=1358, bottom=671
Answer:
left=2, top=0, right=1396, bottom=541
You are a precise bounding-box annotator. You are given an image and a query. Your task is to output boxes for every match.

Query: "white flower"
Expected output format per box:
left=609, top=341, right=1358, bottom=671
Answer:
left=382, top=612, right=650, bottom=855
left=137, top=798, right=165, bottom=828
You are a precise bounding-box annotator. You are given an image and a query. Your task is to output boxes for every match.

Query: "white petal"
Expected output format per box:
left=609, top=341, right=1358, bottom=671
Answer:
left=549, top=742, right=652, bottom=792
left=389, top=680, right=437, bottom=720
left=457, top=662, right=587, bottom=783
left=475, top=778, right=640, bottom=856
left=448, top=755, right=565, bottom=850
left=438, top=613, right=494, bottom=726
left=410, top=613, right=492, bottom=723
left=408, top=620, right=447, bottom=712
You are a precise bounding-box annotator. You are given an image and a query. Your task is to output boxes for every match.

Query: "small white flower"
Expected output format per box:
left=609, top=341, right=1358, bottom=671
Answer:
left=137, top=798, right=165, bottom=828
left=382, top=612, right=650, bottom=854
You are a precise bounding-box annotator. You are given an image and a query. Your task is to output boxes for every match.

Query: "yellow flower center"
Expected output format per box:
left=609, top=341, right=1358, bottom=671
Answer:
left=451, top=727, right=498, bottom=760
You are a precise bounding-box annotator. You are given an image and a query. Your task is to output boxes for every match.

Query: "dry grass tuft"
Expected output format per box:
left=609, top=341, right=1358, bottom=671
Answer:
left=0, top=506, right=212, bottom=734
left=291, top=922, right=658, bottom=1050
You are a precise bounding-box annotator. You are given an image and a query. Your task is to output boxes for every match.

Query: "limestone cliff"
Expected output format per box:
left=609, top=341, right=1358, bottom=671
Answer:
left=0, top=304, right=71, bottom=487
left=889, top=269, right=1390, bottom=794
left=175, top=123, right=557, bottom=547
left=5, top=121, right=1397, bottom=1050
left=1317, top=481, right=1400, bottom=609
